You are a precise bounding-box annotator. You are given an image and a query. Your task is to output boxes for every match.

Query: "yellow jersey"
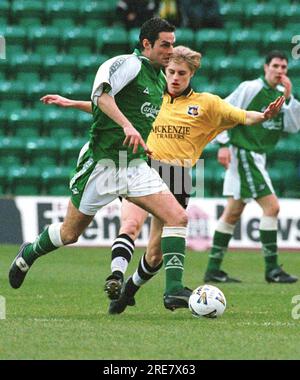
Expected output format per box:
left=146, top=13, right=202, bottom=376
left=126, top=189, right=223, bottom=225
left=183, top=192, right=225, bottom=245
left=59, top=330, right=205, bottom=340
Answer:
left=147, top=88, right=247, bottom=167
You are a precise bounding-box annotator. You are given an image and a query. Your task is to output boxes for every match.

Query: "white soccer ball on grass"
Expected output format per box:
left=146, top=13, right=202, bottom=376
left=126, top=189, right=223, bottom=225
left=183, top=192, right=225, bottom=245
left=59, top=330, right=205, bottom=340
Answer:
left=188, top=284, right=226, bottom=318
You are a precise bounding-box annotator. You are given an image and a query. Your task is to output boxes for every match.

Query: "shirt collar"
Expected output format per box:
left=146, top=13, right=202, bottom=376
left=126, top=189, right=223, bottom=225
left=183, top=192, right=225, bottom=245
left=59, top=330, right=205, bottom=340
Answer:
left=167, top=85, right=194, bottom=99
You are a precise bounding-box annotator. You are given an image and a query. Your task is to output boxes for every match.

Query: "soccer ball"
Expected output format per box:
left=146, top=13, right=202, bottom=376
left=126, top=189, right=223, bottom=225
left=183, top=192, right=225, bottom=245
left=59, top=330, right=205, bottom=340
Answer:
left=188, top=284, right=226, bottom=318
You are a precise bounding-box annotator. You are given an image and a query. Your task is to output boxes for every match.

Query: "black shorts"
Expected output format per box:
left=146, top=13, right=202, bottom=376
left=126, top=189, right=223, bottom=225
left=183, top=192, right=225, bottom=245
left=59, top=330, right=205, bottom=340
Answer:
left=148, top=158, right=191, bottom=209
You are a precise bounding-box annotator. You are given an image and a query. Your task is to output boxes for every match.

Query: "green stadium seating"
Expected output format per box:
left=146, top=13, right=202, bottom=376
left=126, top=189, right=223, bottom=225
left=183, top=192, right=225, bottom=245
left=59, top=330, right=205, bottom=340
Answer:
left=212, top=56, right=245, bottom=81
left=41, top=165, right=73, bottom=195
left=43, top=54, right=76, bottom=83
left=96, top=27, right=129, bottom=55
left=0, top=1, right=10, bottom=28
left=77, top=54, right=109, bottom=82
left=8, top=165, right=41, bottom=195
left=62, top=82, right=92, bottom=101
left=79, top=0, right=118, bottom=27
left=76, top=112, right=92, bottom=137
left=174, top=28, right=195, bottom=48
left=244, top=3, right=276, bottom=30
left=0, top=137, right=26, bottom=160
left=1, top=26, right=27, bottom=56
left=11, top=0, right=44, bottom=27
left=277, top=4, right=300, bottom=28
left=10, top=53, right=42, bottom=81
left=262, top=30, right=292, bottom=54
left=229, top=29, right=261, bottom=55
left=128, top=28, right=140, bottom=50
left=41, top=108, right=77, bottom=137
left=0, top=81, right=26, bottom=105
left=63, top=27, right=94, bottom=55
left=25, top=137, right=60, bottom=165
left=28, top=26, right=62, bottom=55
left=60, top=138, right=87, bottom=166
left=244, top=56, right=265, bottom=80
left=220, top=2, right=244, bottom=27
left=195, top=29, right=229, bottom=57
left=45, top=1, right=78, bottom=27
left=8, top=109, right=42, bottom=136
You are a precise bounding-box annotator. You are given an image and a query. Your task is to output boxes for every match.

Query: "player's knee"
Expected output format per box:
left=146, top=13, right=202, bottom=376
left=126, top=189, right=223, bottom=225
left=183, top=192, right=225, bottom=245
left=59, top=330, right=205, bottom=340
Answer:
left=61, top=230, right=79, bottom=245
left=172, top=209, right=188, bottom=226
left=266, top=204, right=280, bottom=217
left=121, top=218, right=142, bottom=240
left=147, top=255, right=162, bottom=268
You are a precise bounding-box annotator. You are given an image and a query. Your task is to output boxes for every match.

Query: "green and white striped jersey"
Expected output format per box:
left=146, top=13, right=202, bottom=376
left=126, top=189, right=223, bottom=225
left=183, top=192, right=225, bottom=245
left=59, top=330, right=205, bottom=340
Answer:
left=217, top=77, right=300, bottom=153
left=89, top=49, right=166, bottom=165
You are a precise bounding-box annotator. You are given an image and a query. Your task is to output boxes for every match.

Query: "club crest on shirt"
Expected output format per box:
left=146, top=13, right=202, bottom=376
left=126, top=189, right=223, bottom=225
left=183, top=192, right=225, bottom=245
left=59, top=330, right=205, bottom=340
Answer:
left=187, top=105, right=199, bottom=116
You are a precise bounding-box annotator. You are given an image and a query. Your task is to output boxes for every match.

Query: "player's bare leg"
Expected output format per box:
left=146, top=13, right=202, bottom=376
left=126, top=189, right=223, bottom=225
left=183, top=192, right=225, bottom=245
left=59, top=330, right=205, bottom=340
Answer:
left=9, top=201, right=94, bottom=289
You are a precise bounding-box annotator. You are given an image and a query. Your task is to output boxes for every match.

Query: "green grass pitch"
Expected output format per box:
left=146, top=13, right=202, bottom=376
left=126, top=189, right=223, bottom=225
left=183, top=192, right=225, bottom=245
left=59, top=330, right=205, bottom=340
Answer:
left=0, top=245, right=299, bottom=360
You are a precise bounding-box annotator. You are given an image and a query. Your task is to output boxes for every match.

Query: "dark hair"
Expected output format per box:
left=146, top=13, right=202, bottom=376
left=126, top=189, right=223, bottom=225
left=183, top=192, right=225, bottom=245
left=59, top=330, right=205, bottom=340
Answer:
left=265, top=50, right=288, bottom=64
left=139, top=17, right=175, bottom=49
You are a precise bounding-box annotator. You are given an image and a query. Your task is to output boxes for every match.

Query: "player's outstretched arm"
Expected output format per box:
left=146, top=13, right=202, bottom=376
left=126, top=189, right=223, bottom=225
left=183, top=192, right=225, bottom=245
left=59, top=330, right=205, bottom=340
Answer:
left=245, top=95, right=285, bottom=125
left=40, top=94, right=92, bottom=114
left=97, top=93, right=151, bottom=155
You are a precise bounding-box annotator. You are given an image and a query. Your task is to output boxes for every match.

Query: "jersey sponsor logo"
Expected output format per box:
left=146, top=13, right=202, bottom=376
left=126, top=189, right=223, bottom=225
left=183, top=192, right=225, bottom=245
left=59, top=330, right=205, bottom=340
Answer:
left=143, top=87, right=149, bottom=95
left=152, top=125, right=191, bottom=139
left=187, top=105, right=200, bottom=116
left=140, top=102, right=160, bottom=119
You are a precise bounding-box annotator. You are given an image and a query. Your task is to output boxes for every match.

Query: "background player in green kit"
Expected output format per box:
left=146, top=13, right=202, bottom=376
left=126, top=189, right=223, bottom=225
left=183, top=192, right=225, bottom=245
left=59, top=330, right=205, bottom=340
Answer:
left=8, top=18, right=197, bottom=306
left=205, top=51, right=300, bottom=284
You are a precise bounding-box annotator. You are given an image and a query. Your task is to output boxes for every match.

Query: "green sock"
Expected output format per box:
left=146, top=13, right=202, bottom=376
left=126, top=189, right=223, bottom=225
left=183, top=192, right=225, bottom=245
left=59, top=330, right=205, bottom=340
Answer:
left=206, top=231, right=232, bottom=272
left=23, top=227, right=59, bottom=266
left=260, top=229, right=278, bottom=272
left=161, top=235, right=185, bottom=294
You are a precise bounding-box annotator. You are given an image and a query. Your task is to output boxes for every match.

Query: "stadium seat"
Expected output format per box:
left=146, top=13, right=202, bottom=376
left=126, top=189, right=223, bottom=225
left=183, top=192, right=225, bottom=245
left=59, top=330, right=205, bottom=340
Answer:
left=42, top=54, right=76, bottom=83
left=10, top=53, right=42, bottom=82
left=45, top=0, right=78, bottom=27
left=0, top=137, right=26, bottom=161
left=76, top=112, right=92, bottom=137
left=63, top=27, right=94, bottom=55
left=174, top=28, right=195, bottom=49
left=244, top=3, right=276, bottom=30
left=277, top=4, right=300, bottom=29
left=8, top=165, right=41, bottom=195
left=1, top=26, right=28, bottom=56
left=197, top=56, right=214, bottom=79
left=220, top=2, right=244, bottom=26
left=28, top=26, right=62, bottom=55
left=244, top=56, right=265, bottom=80
left=76, top=54, right=109, bottom=82
left=262, top=30, right=292, bottom=55
left=79, top=0, right=118, bottom=28
left=195, top=29, right=229, bottom=58
left=212, top=56, right=245, bottom=82
left=8, top=109, right=42, bottom=136
left=229, top=29, right=261, bottom=56
left=41, top=165, right=72, bottom=195
left=96, top=27, right=129, bottom=55
left=0, top=1, right=10, bottom=28
left=61, top=82, right=92, bottom=102
left=60, top=138, right=87, bottom=166
left=128, top=28, right=140, bottom=50
left=41, top=108, right=77, bottom=138
left=11, top=0, right=44, bottom=27
left=25, top=137, right=60, bottom=166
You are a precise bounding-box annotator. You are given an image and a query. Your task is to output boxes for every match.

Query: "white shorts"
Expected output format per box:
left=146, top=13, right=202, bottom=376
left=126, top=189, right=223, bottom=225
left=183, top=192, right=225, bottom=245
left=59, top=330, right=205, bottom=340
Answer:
left=70, top=150, right=169, bottom=215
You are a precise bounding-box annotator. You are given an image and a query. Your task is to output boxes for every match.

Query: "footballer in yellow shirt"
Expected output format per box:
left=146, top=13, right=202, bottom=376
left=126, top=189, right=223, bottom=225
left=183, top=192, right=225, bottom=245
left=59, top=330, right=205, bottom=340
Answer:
left=40, top=46, right=284, bottom=314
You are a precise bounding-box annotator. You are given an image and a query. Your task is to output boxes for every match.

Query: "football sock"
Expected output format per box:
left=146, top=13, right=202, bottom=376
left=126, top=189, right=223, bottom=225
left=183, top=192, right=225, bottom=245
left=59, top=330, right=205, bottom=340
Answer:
left=259, top=216, right=278, bottom=272
left=125, top=253, right=163, bottom=297
left=22, top=223, right=64, bottom=266
left=111, top=234, right=135, bottom=277
left=206, top=221, right=234, bottom=272
left=161, top=226, right=186, bottom=294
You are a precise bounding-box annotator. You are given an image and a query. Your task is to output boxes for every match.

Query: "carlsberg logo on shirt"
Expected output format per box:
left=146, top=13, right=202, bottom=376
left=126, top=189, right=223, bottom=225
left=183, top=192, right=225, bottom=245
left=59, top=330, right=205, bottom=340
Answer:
left=141, top=102, right=160, bottom=119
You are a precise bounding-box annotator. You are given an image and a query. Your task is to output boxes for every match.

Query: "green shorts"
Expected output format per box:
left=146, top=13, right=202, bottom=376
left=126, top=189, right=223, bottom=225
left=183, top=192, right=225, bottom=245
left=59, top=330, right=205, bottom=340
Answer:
left=223, top=146, right=274, bottom=201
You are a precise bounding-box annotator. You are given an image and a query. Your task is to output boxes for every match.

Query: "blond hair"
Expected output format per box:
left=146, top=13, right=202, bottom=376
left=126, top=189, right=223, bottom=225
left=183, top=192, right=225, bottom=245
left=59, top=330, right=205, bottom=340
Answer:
left=170, top=45, right=202, bottom=73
